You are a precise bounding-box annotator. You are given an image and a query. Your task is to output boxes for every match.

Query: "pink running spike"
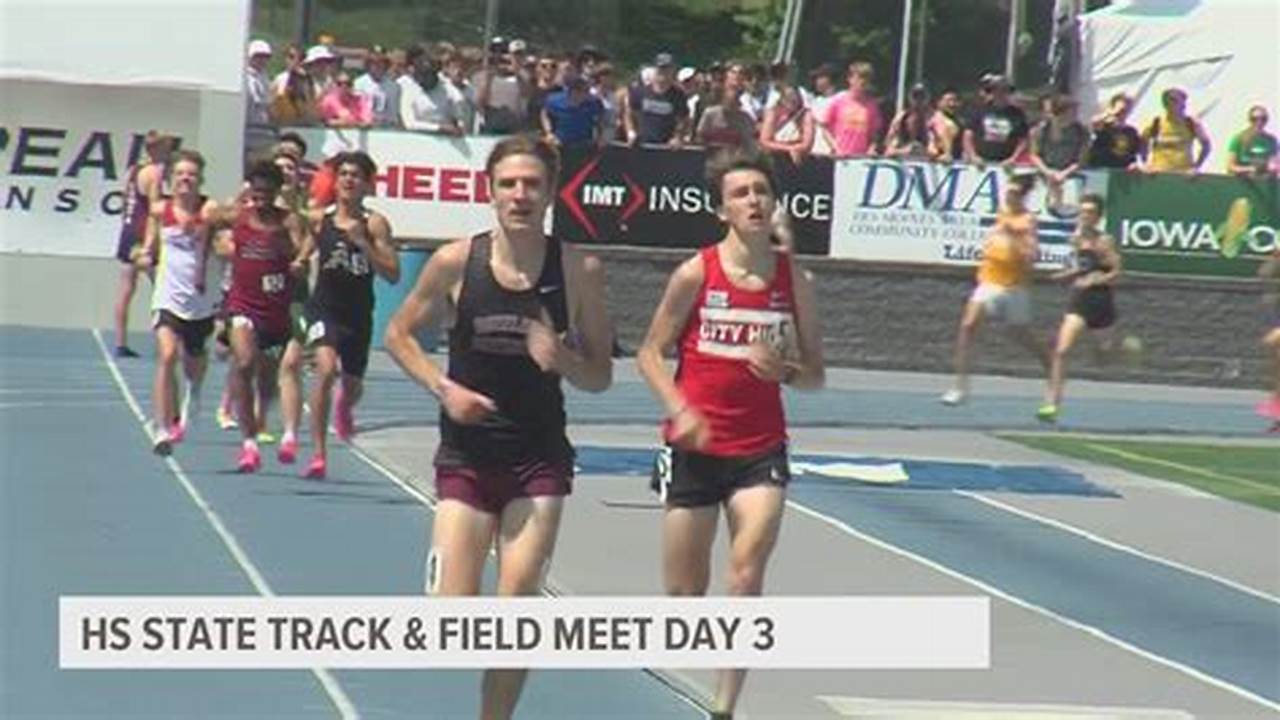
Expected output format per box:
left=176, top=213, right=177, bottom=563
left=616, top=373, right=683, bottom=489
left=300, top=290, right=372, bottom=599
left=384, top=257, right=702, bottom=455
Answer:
left=168, top=423, right=186, bottom=444
left=237, top=445, right=261, bottom=473
left=278, top=436, right=298, bottom=464
left=304, top=455, right=327, bottom=479
left=334, top=385, right=355, bottom=441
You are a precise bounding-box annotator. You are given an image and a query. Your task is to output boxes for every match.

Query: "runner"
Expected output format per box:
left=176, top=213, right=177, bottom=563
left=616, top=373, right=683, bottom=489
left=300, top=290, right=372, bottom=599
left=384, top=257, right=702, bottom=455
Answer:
left=384, top=135, right=612, bottom=720
left=274, top=146, right=320, bottom=465
left=135, top=150, right=221, bottom=455
left=635, top=150, right=824, bottom=720
left=212, top=161, right=310, bottom=473
left=299, top=151, right=399, bottom=479
left=1259, top=248, right=1280, bottom=431
left=113, top=130, right=176, bottom=358
left=942, top=174, right=1051, bottom=405
left=1037, top=193, right=1135, bottom=423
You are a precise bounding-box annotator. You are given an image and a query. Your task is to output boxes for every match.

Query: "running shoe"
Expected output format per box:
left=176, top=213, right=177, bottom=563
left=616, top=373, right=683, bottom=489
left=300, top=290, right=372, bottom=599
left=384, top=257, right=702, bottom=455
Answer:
left=115, top=346, right=140, bottom=359
left=151, top=428, right=173, bottom=457
left=216, top=405, right=238, bottom=430
left=237, top=444, right=261, bottom=473
left=303, top=454, right=327, bottom=480
left=180, top=385, right=201, bottom=432
left=939, top=388, right=967, bottom=406
left=256, top=430, right=278, bottom=445
left=1035, top=404, right=1059, bottom=424
left=168, top=423, right=186, bottom=444
left=1121, top=335, right=1144, bottom=368
left=334, top=385, right=355, bottom=441
left=278, top=434, right=298, bottom=464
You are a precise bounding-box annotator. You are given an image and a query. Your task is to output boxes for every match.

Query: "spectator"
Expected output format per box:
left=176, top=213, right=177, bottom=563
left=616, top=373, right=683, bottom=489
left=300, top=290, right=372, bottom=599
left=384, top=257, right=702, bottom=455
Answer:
left=244, top=40, right=274, bottom=156
left=541, top=74, right=605, bottom=149
left=931, top=87, right=965, bottom=162
left=576, top=45, right=605, bottom=79
left=270, top=63, right=319, bottom=126
left=758, top=85, right=815, bottom=165
left=474, top=37, right=526, bottom=135
left=318, top=71, right=373, bottom=128
left=1140, top=87, right=1210, bottom=174
left=591, top=62, right=622, bottom=142
left=1086, top=92, right=1141, bottom=170
left=816, top=61, right=884, bottom=157
left=439, top=50, right=478, bottom=134
left=808, top=63, right=840, bottom=156
left=303, top=44, right=339, bottom=97
left=527, top=54, right=566, bottom=133
left=399, top=45, right=462, bottom=136
left=388, top=48, right=409, bottom=80
left=1226, top=105, right=1276, bottom=177
left=696, top=84, right=757, bottom=152
left=625, top=52, right=689, bottom=147
left=1030, top=93, right=1089, bottom=211
left=683, top=67, right=710, bottom=140
left=354, top=45, right=402, bottom=128
left=964, top=73, right=1029, bottom=165
left=740, top=63, right=769, bottom=122
left=276, top=131, right=317, bottom=189
left=271, top=44, right=304, bottom=95
left=885, top=82, right=939, bottom=159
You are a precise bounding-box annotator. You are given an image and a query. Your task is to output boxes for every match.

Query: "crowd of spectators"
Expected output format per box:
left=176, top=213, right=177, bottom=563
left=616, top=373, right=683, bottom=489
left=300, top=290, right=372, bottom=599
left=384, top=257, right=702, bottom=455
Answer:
left=243, top=34, right=1277, bottom=179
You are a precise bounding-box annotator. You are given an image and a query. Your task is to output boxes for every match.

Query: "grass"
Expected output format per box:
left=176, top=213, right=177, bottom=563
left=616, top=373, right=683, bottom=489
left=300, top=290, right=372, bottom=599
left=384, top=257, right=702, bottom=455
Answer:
left=998, top=435, right=1280, bottom=512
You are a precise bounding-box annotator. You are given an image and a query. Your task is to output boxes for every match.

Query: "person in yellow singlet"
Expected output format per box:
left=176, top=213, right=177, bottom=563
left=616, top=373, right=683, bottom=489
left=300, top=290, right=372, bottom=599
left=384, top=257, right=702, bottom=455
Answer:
left=942, top=175, right=1051, bottom=405
left=1140, top=88, right=1211, bottom=174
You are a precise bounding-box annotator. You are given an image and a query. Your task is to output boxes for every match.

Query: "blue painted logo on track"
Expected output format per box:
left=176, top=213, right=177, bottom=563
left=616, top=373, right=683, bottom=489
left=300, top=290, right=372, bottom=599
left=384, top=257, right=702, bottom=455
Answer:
left=575, top=445, right=1117, bottom=498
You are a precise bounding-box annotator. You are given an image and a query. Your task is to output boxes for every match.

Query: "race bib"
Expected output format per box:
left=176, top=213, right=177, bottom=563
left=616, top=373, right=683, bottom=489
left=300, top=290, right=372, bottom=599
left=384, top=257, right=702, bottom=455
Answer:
left=261, top=272, right=286, bottom=294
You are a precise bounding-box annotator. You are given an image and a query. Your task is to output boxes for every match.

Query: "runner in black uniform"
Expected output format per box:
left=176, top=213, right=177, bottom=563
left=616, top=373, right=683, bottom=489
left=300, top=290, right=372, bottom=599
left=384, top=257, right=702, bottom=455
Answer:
left=300, top=151, right=399, bottom=479
left=384, top=135, right=613, bottom=720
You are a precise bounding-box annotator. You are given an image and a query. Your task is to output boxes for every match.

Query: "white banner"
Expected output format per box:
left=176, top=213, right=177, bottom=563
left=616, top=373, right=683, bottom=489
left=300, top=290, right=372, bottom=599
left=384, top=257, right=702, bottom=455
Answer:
left=61, top=596, right=989, bottom=670
left=0, top=79, right=234, bottom=257
left=287, top=128, right=508, bottom=241
left=829, top=159, right=1110, bottom=268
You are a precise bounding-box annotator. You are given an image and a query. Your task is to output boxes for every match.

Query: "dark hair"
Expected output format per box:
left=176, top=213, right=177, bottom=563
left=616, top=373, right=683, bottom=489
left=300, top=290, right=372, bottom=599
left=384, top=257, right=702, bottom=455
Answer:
left=809, top=63, right=838, bottom=84
left=278, top=132, right=308, bottom=156
left=246, top=160, right=284, bottom=189
left=172, top=149, right=205, bottom=173
left=1080, top=193, right=1105, bottom=213
left=1108, top=92, right=1131, bottom=107
left=705, top=148, right=777, bottom=207
left=333, top=150, right=377, bottom=181
left=1006, top=173, right=1036, bottom=195
left=484, top=134, right=561, bottom=186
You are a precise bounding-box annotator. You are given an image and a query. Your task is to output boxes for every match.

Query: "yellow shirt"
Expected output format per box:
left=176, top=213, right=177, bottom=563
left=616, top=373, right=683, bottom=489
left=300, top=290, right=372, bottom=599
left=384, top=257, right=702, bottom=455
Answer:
left=1146, top=114, right=1196, bottom=172
left=978, top=210, right=1036, bottom=287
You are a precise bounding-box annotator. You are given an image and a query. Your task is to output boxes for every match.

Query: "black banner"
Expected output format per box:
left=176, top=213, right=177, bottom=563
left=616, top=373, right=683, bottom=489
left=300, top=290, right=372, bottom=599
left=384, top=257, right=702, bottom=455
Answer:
left=553, top=145, right=833, bottom=255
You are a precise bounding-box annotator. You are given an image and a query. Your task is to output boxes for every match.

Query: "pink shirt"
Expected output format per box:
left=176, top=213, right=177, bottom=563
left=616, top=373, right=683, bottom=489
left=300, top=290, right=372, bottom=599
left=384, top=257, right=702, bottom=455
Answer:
left=318, top=89, right=372, bottom=127
left=818, top=90, right=883, bottom=157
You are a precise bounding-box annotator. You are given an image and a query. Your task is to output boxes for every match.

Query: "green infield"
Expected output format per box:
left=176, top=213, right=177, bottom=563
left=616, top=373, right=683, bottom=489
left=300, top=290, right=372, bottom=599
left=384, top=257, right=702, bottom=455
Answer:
left=1000, top=435, right=1280, bottom=512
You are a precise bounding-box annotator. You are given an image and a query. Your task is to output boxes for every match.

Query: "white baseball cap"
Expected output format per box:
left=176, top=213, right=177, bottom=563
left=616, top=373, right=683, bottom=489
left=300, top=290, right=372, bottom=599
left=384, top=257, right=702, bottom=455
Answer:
left=247, top=39, right=272, bottom=58
left=304, top=45, right=336, bottom=64
left=677, top=66, right=696, bottom=83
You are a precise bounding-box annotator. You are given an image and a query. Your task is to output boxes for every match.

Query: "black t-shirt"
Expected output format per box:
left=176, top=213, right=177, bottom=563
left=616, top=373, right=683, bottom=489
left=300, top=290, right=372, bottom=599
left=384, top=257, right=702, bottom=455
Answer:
left=629, top=83, right=688, bottom=144
left=1087, top=121, right=1141, bottom=168
left=967, top=103, right=1030, bottom=162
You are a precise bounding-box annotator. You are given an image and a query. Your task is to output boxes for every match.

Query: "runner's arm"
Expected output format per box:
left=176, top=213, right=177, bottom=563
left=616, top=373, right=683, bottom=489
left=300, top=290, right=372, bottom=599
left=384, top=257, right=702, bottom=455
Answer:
left=558, top=251, right=612, bottom=392
left=1095, top=235, right=1123, bottom=286
left=785, top=263, right=825, bottom=390
left=636, top=256, right=704, bottom=417
left=384, top=239, right=466, bottom=397
left=364, top=212, right=400, bottom=283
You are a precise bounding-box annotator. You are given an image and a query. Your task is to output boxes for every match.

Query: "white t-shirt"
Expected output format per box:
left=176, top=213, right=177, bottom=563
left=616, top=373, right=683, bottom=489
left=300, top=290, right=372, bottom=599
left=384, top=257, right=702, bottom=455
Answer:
left=355, top=72, right=402, bottom=128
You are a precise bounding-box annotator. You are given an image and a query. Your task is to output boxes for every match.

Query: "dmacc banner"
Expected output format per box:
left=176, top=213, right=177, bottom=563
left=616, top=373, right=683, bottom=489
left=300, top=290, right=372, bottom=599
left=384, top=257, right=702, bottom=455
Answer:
left=1105, top=172, right=1279, bottom=278
left=829, top=159, right=1109, bottom=269
left=553, top=145, right=834, bottom=255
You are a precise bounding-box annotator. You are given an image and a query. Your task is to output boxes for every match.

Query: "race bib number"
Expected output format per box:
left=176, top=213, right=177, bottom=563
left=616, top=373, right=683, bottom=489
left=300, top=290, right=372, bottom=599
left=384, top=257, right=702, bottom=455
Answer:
left=350, top=252, right=370, bottom=276
left=261, top=272, right=286, bottom=294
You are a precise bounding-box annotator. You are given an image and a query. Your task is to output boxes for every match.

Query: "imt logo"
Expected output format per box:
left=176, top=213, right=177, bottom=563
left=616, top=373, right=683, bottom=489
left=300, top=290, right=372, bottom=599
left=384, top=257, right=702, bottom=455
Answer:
left=558, top=155, right=646, bottom=239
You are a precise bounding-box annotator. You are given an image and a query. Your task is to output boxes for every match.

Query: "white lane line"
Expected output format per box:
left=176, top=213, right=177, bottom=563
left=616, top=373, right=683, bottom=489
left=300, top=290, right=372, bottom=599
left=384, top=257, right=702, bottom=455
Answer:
left=955, top=490, right=1280, bottom=605
left=341, top=440, right=714, bottom=718
left=92, top=329, right=359, bottom=720
left=784, top=499, right=1280, bottom=714
left=818, top=694, right=1195, bottom=719
left=1084, top=443, right=1279, bottom=497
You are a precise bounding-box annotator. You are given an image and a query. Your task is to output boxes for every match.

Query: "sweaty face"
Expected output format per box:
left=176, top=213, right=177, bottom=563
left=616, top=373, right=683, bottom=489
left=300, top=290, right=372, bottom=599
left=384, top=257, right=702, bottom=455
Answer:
left=490, top=154, right=551, bottom=233
left=940, top=92, right=960, bottom=113
left=336, top=163, right=367, bottom=201
left=274, top=157, right=298, bottom=186
left=171, top=160, right=201, bottom=197
left=719, top=169, right=776, bottom=236
left=1079, top=202, right=1101, bottom=230
left=247, top=180, right=280, bottom=210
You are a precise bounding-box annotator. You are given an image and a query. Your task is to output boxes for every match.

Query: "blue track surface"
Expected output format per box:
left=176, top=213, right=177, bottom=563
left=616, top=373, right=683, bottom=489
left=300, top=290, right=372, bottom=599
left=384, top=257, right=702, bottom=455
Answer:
left=0, top=326, right=703, bottom=720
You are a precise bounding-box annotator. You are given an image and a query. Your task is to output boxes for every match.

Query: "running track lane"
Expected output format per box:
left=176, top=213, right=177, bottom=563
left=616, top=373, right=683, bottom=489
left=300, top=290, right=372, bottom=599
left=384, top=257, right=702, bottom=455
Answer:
left=0, top=326, right=705, bottom=720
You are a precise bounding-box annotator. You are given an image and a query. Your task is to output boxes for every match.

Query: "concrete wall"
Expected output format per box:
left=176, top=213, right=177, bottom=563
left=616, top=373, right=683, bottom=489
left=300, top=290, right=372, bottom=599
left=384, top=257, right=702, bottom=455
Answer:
left=4, top=248, right=1272, bottom=388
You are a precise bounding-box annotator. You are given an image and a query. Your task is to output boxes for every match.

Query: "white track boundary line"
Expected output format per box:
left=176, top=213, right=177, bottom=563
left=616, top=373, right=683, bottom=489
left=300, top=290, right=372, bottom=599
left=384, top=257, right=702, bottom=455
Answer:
left=784, top=498, right=1280, bottom=714
left=955, top=490, right=1280, bottom=605
left=341, top=440, right=714, bottom=718
left=92, top=329, right=359, bottom=720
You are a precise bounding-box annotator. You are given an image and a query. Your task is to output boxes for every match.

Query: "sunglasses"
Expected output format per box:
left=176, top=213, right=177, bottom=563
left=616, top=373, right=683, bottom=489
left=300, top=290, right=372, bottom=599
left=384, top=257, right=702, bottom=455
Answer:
left=1250, top=115, right=1268, bottom=122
